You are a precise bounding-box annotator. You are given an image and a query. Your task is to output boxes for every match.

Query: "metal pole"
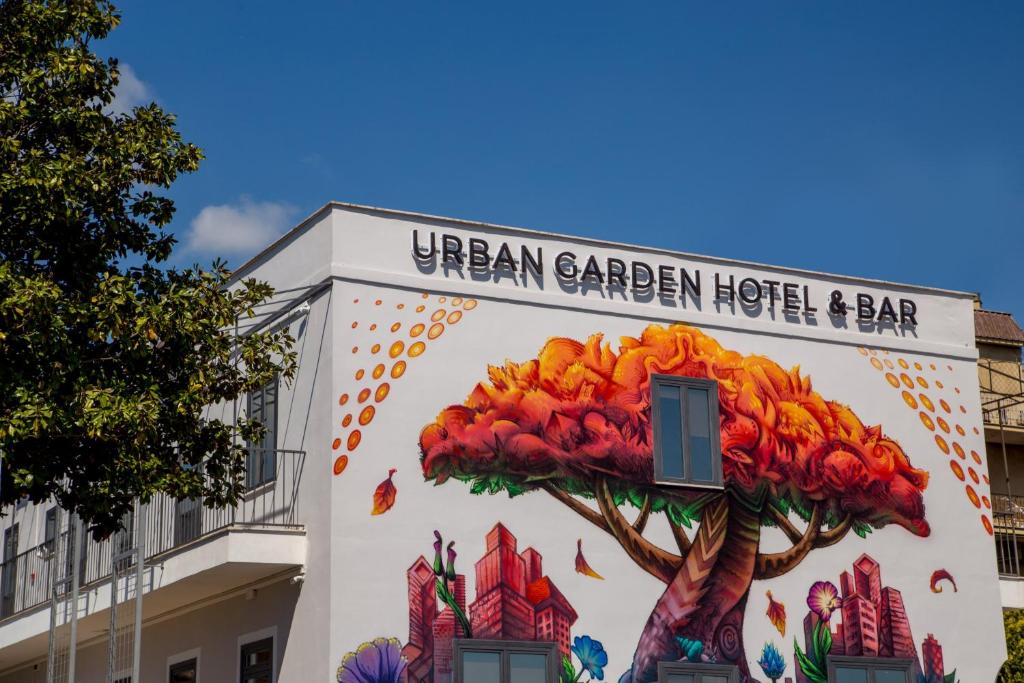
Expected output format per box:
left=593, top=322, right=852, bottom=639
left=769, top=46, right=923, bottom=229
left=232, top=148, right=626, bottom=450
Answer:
left=132, top=502, right=146, bottom=683
left=997, top=401, right=1020, bottom=574
left=67, top=516, right=82, bottom=683
left=45, top=509, right=61, bottom=681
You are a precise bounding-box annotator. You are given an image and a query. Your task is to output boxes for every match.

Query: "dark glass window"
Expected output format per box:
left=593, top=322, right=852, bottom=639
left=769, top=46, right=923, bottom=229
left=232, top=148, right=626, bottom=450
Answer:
left=43, top=508, right=58, bottom=553
left=454, top=640, right=557, bottom=683
left=652, top=374, right=722, bottom=487
left=241, top=637, right=273, bottom=683
left=246, top=376, right=278, bottom=489
left=169, top=657, right=197, bottom=683
left=658, top=662, right=739, bottom=683
left=827, top=656, right=913, bottom=683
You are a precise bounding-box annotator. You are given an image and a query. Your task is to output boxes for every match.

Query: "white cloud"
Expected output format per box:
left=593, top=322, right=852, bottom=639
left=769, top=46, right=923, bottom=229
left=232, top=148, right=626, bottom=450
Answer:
left=109, top=64, right=153, bottom=114
left=185, top=198, right=297, bottom=258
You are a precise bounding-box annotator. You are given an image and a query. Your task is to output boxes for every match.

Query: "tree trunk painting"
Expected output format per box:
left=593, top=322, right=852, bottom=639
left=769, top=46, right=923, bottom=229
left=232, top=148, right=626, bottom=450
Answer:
left=419, top=324, right=931, bottom=682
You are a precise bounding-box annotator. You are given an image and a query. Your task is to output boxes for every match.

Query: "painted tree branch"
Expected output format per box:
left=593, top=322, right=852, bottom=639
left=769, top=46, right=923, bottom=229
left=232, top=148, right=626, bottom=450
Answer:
left=668, top=516, right=692, bottom=556
left=633, top=493, right=652, bottom=535
left=815, top=514, right=853, bottom=549
left=753, top=503, right=823, bottom=580
left=539, top=481, right=610, bottom=534
left=594, top=478, right=683, bottom=584
left=765, top=501, right=803, bottom=545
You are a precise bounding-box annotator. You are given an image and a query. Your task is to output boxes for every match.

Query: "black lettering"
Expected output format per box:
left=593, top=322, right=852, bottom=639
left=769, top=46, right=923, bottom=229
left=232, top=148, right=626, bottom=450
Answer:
left=899, top=299, right=918, bottom=325
left=783, top=283, right=800, bottom=311
left=714, top=273, right=735, bottom=302
left=632, top=262, right=654, bottom=291
left=521, top=246, right=543, bottom=277
left=857, top=294, right=876, bottom=321
left=468, top=238, right=490, bottom=269
left=763, top=280, right=780, bottom=307
left=581, top=255, right=604, bottom=283
left=412, top=229, right=436, bottom=260
left=607, top=258, right=627, bottom=288
left=804, top=286, right=818, bottom=313
left=555, top=251, right=578, bottom=280
left=658, top=265, right=676, bottom=295
left=681, top=269, right=701, bottom=299
left=738, top=277, right=762, bottom=305
left=494, top=243, right=517, bottom=271
left=878, top=297, right=898, bottom=323
left=441, top=235, right=463, bottom=266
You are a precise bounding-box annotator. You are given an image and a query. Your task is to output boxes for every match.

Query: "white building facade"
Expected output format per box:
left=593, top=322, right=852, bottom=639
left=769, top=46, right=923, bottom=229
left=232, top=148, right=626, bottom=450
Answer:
left=0, top=203, right=1007, bottom=683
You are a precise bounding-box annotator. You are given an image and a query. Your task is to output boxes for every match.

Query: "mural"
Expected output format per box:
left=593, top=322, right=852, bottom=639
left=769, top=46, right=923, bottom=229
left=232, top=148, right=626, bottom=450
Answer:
left=792, top=554, right=957, bottom=683
left=413, top=323, right=932, bottom=682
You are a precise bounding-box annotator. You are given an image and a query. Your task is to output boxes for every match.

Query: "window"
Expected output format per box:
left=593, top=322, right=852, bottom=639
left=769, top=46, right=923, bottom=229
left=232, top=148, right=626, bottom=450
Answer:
left=827, top=656, right=913, bottom=683
left=240, top=637, right=273, bottom=683
left=651, top=374, right=722, bottom=487
left=169, top=657, right=197, bottom=683
left=454, top=640, right=558, bottom=683
left=658, top=662, right=739, bottom=683
left=43, top=507, right=57, bottom=554
left=1, top=523, right=19, bottom=617
left=246, top=376, right=279, bottom=489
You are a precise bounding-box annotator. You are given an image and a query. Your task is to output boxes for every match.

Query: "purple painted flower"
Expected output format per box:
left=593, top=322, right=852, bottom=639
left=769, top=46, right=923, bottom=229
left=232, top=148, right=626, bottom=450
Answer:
left=337, top=637, right=407, bottom=683
left=807, top=581, right=841, bottom=622
left=432, top=531, right=444, bottom=576
left=445, top=541, right=457, bottom=580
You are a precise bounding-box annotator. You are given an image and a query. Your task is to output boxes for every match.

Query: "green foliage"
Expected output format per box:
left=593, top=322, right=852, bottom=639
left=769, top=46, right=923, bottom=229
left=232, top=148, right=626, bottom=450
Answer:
left=0, top=0, right=294, bottom=534
left=998, top=610, right=1024, bottom=682
left=794, top=622, right=832, bottom=683
left=560, top=654, right=576, bottom=683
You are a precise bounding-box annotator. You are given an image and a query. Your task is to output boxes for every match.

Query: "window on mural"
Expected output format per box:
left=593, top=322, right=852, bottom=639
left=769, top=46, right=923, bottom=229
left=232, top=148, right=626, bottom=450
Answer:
left=246, top=375, right=279, bottom=489
left=651, top=374, right=722, bottom=487
left=658, top=662, right=739, bottom=683
left=827, top=656, right=913, bottom=683
left=454, top=640, right=558, bottom=683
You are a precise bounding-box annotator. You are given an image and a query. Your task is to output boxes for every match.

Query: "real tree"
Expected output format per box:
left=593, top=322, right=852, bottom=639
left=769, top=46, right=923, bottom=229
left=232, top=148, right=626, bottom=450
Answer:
left=0, top=0, right=294, bottom=535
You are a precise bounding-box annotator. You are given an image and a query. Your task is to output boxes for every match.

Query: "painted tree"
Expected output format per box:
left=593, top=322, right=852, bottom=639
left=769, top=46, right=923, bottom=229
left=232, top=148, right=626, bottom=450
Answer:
left=419, top=324, right=930, bottom=682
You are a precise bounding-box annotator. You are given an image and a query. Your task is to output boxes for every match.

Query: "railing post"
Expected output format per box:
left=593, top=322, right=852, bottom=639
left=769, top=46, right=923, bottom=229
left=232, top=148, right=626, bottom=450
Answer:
left=997, top=404, right=1021, bottom=575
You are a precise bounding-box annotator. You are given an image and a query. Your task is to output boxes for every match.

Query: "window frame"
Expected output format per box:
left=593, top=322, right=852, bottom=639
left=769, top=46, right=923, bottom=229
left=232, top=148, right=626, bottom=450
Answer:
left=169, top=656, right=198, bottom=683
left=239, top=636, right=274, bottom=683
left=826, top=655, right=915, bottom=683
left=657, top=661, right=740, bottom=683
left=245, top=375, right=279, bottom=490
left=651, top=373, right=723, bottom=488
left=453, top=638, right=559, bottom=683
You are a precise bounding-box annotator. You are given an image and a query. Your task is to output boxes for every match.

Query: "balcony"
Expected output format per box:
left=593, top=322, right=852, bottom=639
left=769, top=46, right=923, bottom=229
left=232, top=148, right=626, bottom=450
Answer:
left=979, top=359, right=1024, bottom=433
left=0, top=449, right=306, bottom=668
left=993, top=493, right=1024, bottom=609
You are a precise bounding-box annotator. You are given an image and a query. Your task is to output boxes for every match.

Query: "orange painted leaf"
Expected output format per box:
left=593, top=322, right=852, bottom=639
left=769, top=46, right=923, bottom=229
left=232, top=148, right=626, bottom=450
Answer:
left=371, top=468, right=397, bottom=515
left=929, top=569, right=957, bottom=593
left=765, top=590, right=786, bottom=636
left=575, top=539, right=604, bottom=580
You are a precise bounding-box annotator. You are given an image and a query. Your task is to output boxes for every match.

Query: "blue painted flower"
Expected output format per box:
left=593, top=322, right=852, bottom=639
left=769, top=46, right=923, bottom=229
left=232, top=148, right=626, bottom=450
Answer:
left=572, top=635, right=608, bottom=681
left=337, top=637, right=407, bottom=683
left=675, top=637, right=704, bottom=663
left=757, top=642, right=786, bottom=682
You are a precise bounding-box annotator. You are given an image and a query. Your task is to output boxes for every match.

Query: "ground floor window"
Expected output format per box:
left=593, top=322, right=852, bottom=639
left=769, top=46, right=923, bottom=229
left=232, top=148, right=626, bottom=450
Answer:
left=241, top=637, right=273, bottom=683
left=169, top=657, right=198, bottom=683
left=453, top=640, right=558, bottom=683
left=657, top=662, right=739, bottom=683
left=827, top=656, right=913, bottom=683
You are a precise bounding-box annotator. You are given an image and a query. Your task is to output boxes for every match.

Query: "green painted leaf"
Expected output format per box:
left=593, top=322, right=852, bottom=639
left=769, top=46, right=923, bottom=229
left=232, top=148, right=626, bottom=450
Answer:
left=794, top=640, right=826, bottom=683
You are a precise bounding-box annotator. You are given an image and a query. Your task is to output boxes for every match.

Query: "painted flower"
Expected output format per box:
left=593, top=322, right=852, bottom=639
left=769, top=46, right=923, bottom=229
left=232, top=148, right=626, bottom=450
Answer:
left=807, top=581, right=841, bottom=622
left=675, top=637, right=703, bottom=663
left=757, top=642, right=786, bottom=681
left=571, top=635, right=608, bottom=680
left=445, top=541, right=457, bottom=581
left=432, top=531, right=444, bottom=576
left=337, top=637, right=407, bottom=683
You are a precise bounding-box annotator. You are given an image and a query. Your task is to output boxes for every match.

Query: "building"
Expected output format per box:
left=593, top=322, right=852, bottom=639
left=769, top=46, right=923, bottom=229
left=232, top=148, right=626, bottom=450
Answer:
left=975, top=303, right=1024, bottom=610
left=0, top=203, right=1008, bottom=682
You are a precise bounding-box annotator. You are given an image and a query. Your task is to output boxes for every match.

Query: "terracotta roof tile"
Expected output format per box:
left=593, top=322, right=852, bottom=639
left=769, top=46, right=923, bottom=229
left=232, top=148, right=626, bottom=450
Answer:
left=975, top=309, right=1024, bottom=345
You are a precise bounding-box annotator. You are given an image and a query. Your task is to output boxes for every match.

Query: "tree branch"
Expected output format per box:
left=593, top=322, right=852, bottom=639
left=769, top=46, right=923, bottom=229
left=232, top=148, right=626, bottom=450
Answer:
left=668, top=516, right=692, bottom=556
left=754, top=503, right=823, bottom=580
left=815, top=514, right=853, bottom=549
left=539, top=482, right=610, bottom=534
left=593, top=478, right=683, bottom=584
left=633, top=494, right=652, bottom=534
left=765, top=502, right=803, bottom=545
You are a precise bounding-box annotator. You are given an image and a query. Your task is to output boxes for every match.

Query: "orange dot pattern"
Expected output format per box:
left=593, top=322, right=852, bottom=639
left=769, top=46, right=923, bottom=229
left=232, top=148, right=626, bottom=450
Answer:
left=333, top=293, right=480, bottom=475
left=859, top=347, right=991, bottom=535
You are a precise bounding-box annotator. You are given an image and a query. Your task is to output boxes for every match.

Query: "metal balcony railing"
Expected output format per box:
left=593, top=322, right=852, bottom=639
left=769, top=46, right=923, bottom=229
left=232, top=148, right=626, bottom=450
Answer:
left=0, top=448, right=305, bottom=622
left=979, top=359, right=1024, bottom=428
left=994, top=493, right=1024, bottom=578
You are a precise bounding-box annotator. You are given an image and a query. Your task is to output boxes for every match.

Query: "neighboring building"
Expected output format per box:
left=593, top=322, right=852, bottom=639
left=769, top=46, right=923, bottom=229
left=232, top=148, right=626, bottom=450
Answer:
left=0, top=203, right=1008, bottom=682
left=975, top=302, right=1024, bottom=609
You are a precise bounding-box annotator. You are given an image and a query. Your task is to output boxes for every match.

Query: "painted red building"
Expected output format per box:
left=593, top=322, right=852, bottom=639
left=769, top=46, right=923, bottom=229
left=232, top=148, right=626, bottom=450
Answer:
left=404, top=524, right=577, bottom=682
left=922, top=634, right=945, bottom=682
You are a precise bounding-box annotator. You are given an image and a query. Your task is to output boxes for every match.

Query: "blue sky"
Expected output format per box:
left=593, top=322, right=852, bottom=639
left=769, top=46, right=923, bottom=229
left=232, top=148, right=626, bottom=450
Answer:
left=105, top=2, right=1023, bottom=321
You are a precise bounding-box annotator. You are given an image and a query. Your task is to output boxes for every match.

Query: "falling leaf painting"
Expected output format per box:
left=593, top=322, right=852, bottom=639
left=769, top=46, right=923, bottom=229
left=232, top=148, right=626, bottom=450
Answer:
left=765, top=590, right=786, bottom=636
left=575, top=539, right=604, bottom=580
left=929, top=569, right=958, bottom=593
left=372, top=468, right=398, bottom=515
